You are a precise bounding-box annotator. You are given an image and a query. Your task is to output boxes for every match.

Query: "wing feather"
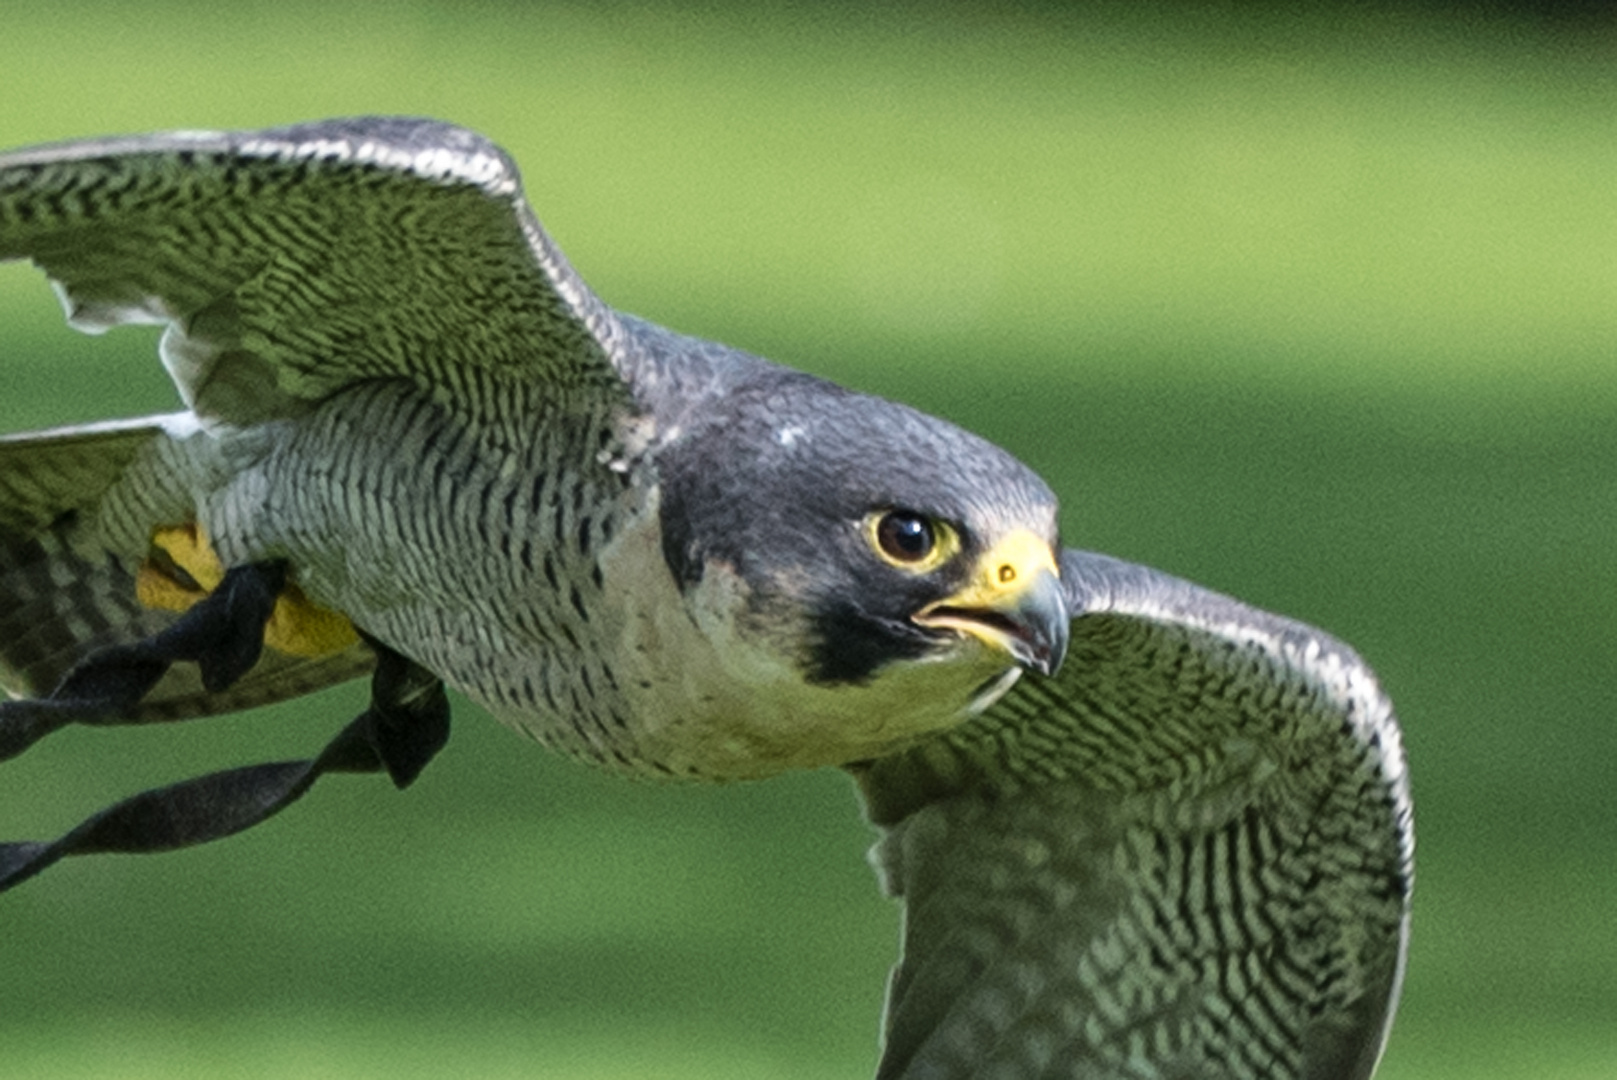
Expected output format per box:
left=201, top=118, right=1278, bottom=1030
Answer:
left=858, top=550, right=1413, bottom=1080
left=0, top=117, right=627, bottom=424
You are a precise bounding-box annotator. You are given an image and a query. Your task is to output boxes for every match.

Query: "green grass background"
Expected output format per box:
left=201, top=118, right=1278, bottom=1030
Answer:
left=1, top=3, right=1614, bottom=1077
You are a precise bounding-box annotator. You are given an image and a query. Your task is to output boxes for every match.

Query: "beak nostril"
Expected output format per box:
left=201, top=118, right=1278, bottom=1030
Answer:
left=998, top=564, right=1016, bottom=584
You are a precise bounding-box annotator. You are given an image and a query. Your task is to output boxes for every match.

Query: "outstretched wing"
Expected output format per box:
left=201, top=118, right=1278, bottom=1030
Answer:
left=856, top=550, right=1413, bottom=1080
left=0, top=117, right=627, bottom=424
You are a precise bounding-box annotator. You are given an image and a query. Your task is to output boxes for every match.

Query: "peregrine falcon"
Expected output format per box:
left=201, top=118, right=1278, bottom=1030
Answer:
left=0, top=119, right=1412, bottom=1079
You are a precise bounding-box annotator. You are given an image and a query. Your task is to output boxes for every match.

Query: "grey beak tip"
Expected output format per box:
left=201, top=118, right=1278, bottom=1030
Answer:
left=1037, top=625, right=1069, bottom=679
left=1017, top=572, right=1069, bottom=679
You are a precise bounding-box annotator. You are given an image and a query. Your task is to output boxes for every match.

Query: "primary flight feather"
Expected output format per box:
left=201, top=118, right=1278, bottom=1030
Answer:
left=0, top=118, right=1412, bottom=1079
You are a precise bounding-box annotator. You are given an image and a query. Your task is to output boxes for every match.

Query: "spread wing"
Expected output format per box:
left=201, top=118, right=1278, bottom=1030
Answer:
left=0, top=117, right=628, bottom=424
left=856, top=550, right=1413, bottom=1080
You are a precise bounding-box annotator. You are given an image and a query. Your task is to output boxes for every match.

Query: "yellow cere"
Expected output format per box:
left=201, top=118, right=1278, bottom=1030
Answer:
left=943, top=529, right=1059, bottom=610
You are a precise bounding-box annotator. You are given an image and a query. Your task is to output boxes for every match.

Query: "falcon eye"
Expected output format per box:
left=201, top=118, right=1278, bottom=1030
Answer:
left=866, top=510, right=959, bottom=572
left=879, top=512, right=933, bottom=561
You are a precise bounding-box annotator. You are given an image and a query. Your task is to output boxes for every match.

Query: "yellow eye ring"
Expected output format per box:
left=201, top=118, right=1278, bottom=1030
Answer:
left=865, top=510, right=960, bottom=573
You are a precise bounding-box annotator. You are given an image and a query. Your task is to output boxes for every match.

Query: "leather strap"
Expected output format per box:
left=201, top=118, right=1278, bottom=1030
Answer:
left=0, top=563, right=449, bottom=892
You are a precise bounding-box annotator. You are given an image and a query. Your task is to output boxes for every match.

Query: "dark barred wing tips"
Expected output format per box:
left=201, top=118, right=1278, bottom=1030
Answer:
left=860, top=549, right=1412, bottom=1080
left=0, top=117, right=627, bottom=422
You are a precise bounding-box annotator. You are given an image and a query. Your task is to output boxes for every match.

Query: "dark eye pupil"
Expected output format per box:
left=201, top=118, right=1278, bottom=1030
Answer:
left=878, top=512, right=934, bottom=562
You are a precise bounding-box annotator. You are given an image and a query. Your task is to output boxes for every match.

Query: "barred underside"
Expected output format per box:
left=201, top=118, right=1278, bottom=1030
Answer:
left=245, top=377, right=645, bottom=770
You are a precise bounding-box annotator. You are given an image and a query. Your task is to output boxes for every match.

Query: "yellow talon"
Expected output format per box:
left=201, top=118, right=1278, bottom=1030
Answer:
left=135, top=523, right=222, bottom=611
left=264, top=583, right=361, bottom=658
left=136, top=522, right=358, bottom=659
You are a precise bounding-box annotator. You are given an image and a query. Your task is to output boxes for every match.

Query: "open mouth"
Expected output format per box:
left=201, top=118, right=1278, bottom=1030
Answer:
left=921, top=607, right=1023, bottom=640
left=914, top=606, right=1058, bottom=674
left=909, top=551, right=1069, bottom=677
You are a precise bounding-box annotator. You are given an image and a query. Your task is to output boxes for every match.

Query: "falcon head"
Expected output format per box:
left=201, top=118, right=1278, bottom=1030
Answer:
left=657, top=367, right=1068, bottom=727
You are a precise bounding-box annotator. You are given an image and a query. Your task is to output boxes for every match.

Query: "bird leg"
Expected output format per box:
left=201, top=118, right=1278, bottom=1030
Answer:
left=0, top=636, right=450, bottom=893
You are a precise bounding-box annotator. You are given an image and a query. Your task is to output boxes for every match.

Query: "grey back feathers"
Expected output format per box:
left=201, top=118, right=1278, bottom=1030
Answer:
left=0, top=118, right=1411, bottom=1080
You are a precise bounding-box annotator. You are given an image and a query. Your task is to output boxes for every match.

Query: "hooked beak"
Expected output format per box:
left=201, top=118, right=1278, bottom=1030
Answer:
left=912, top=530, right=1070, bottom=677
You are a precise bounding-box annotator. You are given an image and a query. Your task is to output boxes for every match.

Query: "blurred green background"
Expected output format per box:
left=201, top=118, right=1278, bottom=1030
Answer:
left=1, top=2, right=1613, bottom=1077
